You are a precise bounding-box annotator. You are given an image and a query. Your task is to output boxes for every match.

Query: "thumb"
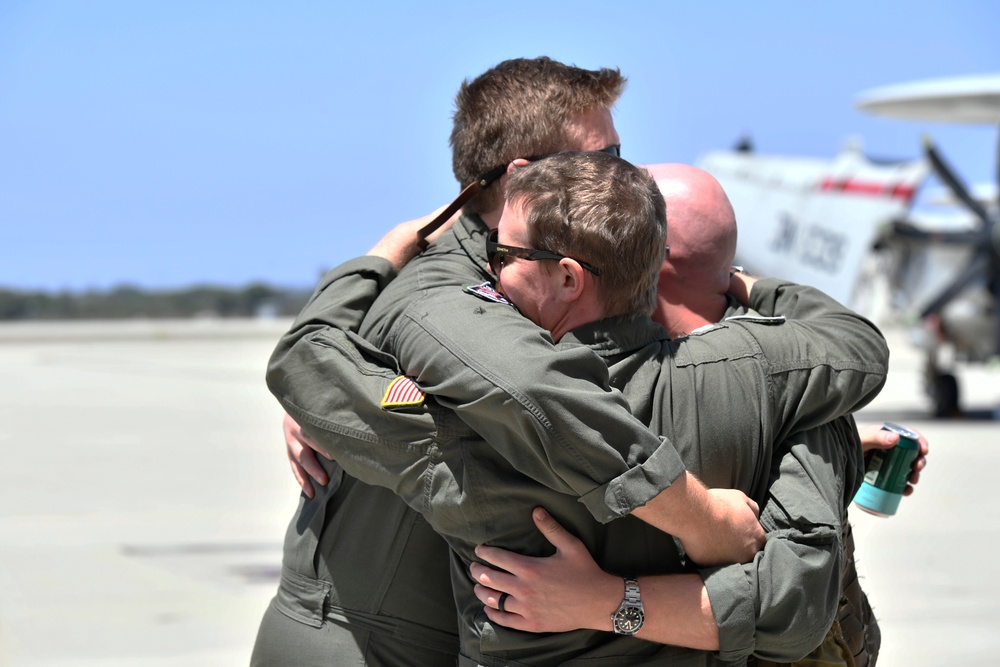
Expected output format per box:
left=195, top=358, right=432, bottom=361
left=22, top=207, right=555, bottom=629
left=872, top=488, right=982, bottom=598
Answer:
left=533, top=507, right=578, bottom=553
left=874, top=430, right=899, bottom=449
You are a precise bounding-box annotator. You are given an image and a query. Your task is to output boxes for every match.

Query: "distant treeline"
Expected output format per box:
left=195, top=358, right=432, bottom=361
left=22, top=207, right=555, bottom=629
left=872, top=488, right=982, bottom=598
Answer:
left=0, top=283, right=312, bottom=320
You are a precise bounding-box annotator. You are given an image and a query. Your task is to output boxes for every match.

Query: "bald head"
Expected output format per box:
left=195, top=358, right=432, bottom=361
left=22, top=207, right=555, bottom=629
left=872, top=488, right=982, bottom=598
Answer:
left=646, top=163, right=737, bottom=275
left=644, top=163, right=739, bottom=336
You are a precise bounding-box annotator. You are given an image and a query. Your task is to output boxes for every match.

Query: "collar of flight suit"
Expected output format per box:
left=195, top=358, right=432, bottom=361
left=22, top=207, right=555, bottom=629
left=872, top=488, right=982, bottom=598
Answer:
left=560, top=315, right=669, bottom=359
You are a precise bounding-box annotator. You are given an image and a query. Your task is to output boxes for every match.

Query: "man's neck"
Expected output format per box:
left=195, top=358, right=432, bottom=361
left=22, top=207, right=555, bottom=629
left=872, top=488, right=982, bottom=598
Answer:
left=653, top=292, right=728, bottom=338
left=475, top=206, right=502, bottom=230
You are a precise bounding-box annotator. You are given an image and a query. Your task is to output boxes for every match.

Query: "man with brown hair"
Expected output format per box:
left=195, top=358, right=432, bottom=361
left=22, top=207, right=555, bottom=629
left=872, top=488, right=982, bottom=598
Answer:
left=268, top=152, right=888, bottom=665
left=470, top=164, right=926, bottom=666
left=252, top=58, right=763, bottom=666
left=450, top=57, right=625, bottom=218
left=498, top=150, right=664, bottom=318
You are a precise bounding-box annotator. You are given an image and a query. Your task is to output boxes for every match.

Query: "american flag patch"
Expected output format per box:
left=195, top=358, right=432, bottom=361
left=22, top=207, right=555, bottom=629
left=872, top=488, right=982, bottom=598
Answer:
left=381, top=376, right=425, bottom=409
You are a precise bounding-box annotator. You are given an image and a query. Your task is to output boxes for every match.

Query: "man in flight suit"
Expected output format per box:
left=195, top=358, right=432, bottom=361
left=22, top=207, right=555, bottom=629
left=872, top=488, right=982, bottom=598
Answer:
left=468, top=163, right=896, bottom=665
left=252, top=57, right=765, bottom=667
left=267, top=152, right=889, bottom=665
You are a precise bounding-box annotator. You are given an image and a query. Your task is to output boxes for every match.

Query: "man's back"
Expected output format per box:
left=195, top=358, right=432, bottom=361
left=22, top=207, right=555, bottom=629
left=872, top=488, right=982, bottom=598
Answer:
left=268, top=232, right=886, bottom=664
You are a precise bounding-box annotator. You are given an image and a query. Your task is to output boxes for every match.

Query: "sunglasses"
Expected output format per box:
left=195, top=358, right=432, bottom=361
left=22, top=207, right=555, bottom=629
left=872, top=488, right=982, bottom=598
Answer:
left=486, top=229, right=602, bottom=277
left=414, top=145, right=623, bottom=251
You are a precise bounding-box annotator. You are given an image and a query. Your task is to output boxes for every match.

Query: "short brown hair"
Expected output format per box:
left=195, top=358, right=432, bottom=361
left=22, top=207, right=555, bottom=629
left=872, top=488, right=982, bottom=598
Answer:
left=450, top=57, right=626, bottom=215
left=505, top=151, right=666, bottom=318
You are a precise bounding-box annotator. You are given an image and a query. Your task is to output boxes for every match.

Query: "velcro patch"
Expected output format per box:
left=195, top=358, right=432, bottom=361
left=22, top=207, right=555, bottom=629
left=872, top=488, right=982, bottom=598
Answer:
left=464, top=281, right=512, bottom=306
left=724, top=314, right=787, bottom=325
left=381, top=376, right=425, bottom=409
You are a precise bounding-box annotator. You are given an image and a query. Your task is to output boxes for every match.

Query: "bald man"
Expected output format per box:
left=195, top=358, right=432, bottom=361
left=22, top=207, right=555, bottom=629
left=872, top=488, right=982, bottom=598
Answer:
left=648, top=164, right=739, bottom=339
left=473, top=164, right=926, bottom=666
left=649, top=164, right=924, bottom=664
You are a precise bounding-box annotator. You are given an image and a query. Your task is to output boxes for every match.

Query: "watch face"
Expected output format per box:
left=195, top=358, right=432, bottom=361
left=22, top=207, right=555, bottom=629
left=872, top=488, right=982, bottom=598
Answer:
left=614, top=606, right=644, bottom=634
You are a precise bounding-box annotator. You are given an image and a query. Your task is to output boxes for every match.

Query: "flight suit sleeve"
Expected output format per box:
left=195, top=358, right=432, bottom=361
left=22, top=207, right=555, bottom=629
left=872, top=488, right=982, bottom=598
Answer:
left=269, top=263, right=686, bottom=524
left=381, top=290, right=687, bottom=523
left=267, top=256, right=439, bottom=501
left=270, top=255, right=398, bottom=343
left=701, top=420, right=853, bottom=662
left=745, top=278, right=889, bottom=441
left=272, top=323, right=441, bottom=511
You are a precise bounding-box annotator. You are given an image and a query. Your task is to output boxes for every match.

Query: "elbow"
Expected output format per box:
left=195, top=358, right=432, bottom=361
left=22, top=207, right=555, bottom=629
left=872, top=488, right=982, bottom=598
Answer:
left=759, top=617, right=835, bottom=663
left=754, top=598, right=838, bottom=663
left=751, top=537, right=843, bottom=662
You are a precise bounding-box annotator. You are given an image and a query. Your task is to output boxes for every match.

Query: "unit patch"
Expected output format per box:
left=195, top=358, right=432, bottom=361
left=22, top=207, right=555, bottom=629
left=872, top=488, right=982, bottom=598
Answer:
left=381, top=376, right=425, bottom=409
left=464, top=281, right=512, bottom=306
left=724, top=314, right=787, bottom=325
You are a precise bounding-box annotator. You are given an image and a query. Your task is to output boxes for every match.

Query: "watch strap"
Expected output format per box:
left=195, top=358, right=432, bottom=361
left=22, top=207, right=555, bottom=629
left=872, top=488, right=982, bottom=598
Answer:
left=611, top=577, right=644, bottom=635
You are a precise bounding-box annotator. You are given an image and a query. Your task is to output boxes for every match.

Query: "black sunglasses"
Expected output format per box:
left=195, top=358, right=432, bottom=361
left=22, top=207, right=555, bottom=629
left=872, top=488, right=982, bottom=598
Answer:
left=414, top=145, right=622, bottom=251
left=486, top=229, right=602, bottom=277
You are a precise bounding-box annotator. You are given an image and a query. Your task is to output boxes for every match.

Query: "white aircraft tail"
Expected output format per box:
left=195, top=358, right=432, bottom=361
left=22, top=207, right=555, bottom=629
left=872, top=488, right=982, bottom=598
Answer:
left=692, top=147, right=929, bottom=307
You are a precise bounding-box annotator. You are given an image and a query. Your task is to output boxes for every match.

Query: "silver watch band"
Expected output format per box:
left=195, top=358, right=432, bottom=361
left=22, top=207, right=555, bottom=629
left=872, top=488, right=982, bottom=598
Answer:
left=623, top=578, right=641, bottom=605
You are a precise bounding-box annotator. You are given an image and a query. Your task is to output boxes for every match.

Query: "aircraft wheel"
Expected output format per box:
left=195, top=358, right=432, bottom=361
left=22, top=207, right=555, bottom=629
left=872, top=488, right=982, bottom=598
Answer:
left=933, top=373, right=960, bottom=418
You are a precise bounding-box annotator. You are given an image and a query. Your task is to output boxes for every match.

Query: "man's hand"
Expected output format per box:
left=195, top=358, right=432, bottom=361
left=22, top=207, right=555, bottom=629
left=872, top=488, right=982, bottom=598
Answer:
left=726, top=270, right=759, bottom=307
left=470, top=507, right=619, bottom=633
left=283, top=412, right=332, bottom=498
left=630, top=472, right=765, bottom=566
left=680, top=488, right=765, bottom=566
left=857, top=423, right=929, bottom=496
left=367, top=205, right=460, bottom=271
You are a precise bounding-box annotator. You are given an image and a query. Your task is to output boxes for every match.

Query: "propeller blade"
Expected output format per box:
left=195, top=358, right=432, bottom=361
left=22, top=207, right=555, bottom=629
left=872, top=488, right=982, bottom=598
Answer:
left=923, top=135, right=992, bottom=226
left=919, top=249, right=990, bottom=318
left=889, top=219, right=984, bottom=244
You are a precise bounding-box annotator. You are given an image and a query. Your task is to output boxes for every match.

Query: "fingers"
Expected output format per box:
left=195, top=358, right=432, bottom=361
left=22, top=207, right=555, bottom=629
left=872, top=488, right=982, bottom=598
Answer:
left=289, top=458, right=315, bottom=499
left=470, top=561, right=526, bottom=630
left=297, top=447, right=329, bottom=486
left=473, top=543, right=530, bottom=580
left=473, top=583, right=515, bottom=614
left=902, top=454, right=927, bottom=495
left=474, top=583, right=535, bottom=631
left=283, top=413, right=329, bottom=493
left=917, top=433, right=930, bottom=456
left=294, top=424, right=332, bottom=460
left=469, top=559, right=511, bottom=589
left=745, top=496, right=760, bottom=518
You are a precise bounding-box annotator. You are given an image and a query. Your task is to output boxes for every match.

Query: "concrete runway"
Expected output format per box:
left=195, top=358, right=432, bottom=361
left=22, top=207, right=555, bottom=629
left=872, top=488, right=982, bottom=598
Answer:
left=1, top=318, right=998, bottom=666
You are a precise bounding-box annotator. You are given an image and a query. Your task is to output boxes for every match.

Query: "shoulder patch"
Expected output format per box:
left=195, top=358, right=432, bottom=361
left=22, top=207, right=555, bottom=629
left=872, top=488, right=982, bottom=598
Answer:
left=724, top=314, right=787, bottom=325
left=381, top=376, right=425, bottom=410
left=464, top=281, right=512, bottom=306
left=689, top=323, right=720, bottom=335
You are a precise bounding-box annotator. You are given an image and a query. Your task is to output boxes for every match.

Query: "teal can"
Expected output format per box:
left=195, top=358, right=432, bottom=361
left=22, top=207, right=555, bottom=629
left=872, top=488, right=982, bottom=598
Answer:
left=853, top=422, right=920, bottom=517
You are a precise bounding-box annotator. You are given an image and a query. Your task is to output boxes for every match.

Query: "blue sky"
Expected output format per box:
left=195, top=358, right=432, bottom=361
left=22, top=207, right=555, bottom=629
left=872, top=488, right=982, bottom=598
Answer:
left=2, top=1, right=998, bottom=291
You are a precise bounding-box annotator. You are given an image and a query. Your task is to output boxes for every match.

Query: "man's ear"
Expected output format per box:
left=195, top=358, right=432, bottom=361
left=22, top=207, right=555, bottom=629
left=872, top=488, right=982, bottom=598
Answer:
left=555, top=258, right=588, bottom=303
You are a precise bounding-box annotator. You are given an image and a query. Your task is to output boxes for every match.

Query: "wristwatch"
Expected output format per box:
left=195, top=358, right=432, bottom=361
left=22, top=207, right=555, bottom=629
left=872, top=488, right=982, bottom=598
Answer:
left=611, top=577, right=644, bottom=635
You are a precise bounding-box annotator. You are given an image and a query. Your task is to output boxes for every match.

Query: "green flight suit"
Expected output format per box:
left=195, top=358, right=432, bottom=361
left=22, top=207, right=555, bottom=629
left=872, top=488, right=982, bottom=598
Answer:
left=253, top=212, right=690, bottom=666
left=267, top=215, right=888, bottom=665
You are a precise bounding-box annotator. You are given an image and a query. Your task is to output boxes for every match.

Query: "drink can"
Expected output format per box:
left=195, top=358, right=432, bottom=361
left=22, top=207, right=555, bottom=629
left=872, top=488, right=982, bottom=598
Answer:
left=853, top=422, right=920, bottom=517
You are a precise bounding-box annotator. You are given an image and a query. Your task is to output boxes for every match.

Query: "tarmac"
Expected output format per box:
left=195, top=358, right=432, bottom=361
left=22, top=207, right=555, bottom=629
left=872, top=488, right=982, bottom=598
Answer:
left=0, top=317, right=998, bottom=666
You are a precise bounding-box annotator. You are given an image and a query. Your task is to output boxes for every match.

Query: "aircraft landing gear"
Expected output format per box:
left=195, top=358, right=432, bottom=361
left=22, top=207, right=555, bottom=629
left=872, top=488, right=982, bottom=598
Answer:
left=924, top=344, right=962, bottom=418
left=932, top=372, right=960, bottom=418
